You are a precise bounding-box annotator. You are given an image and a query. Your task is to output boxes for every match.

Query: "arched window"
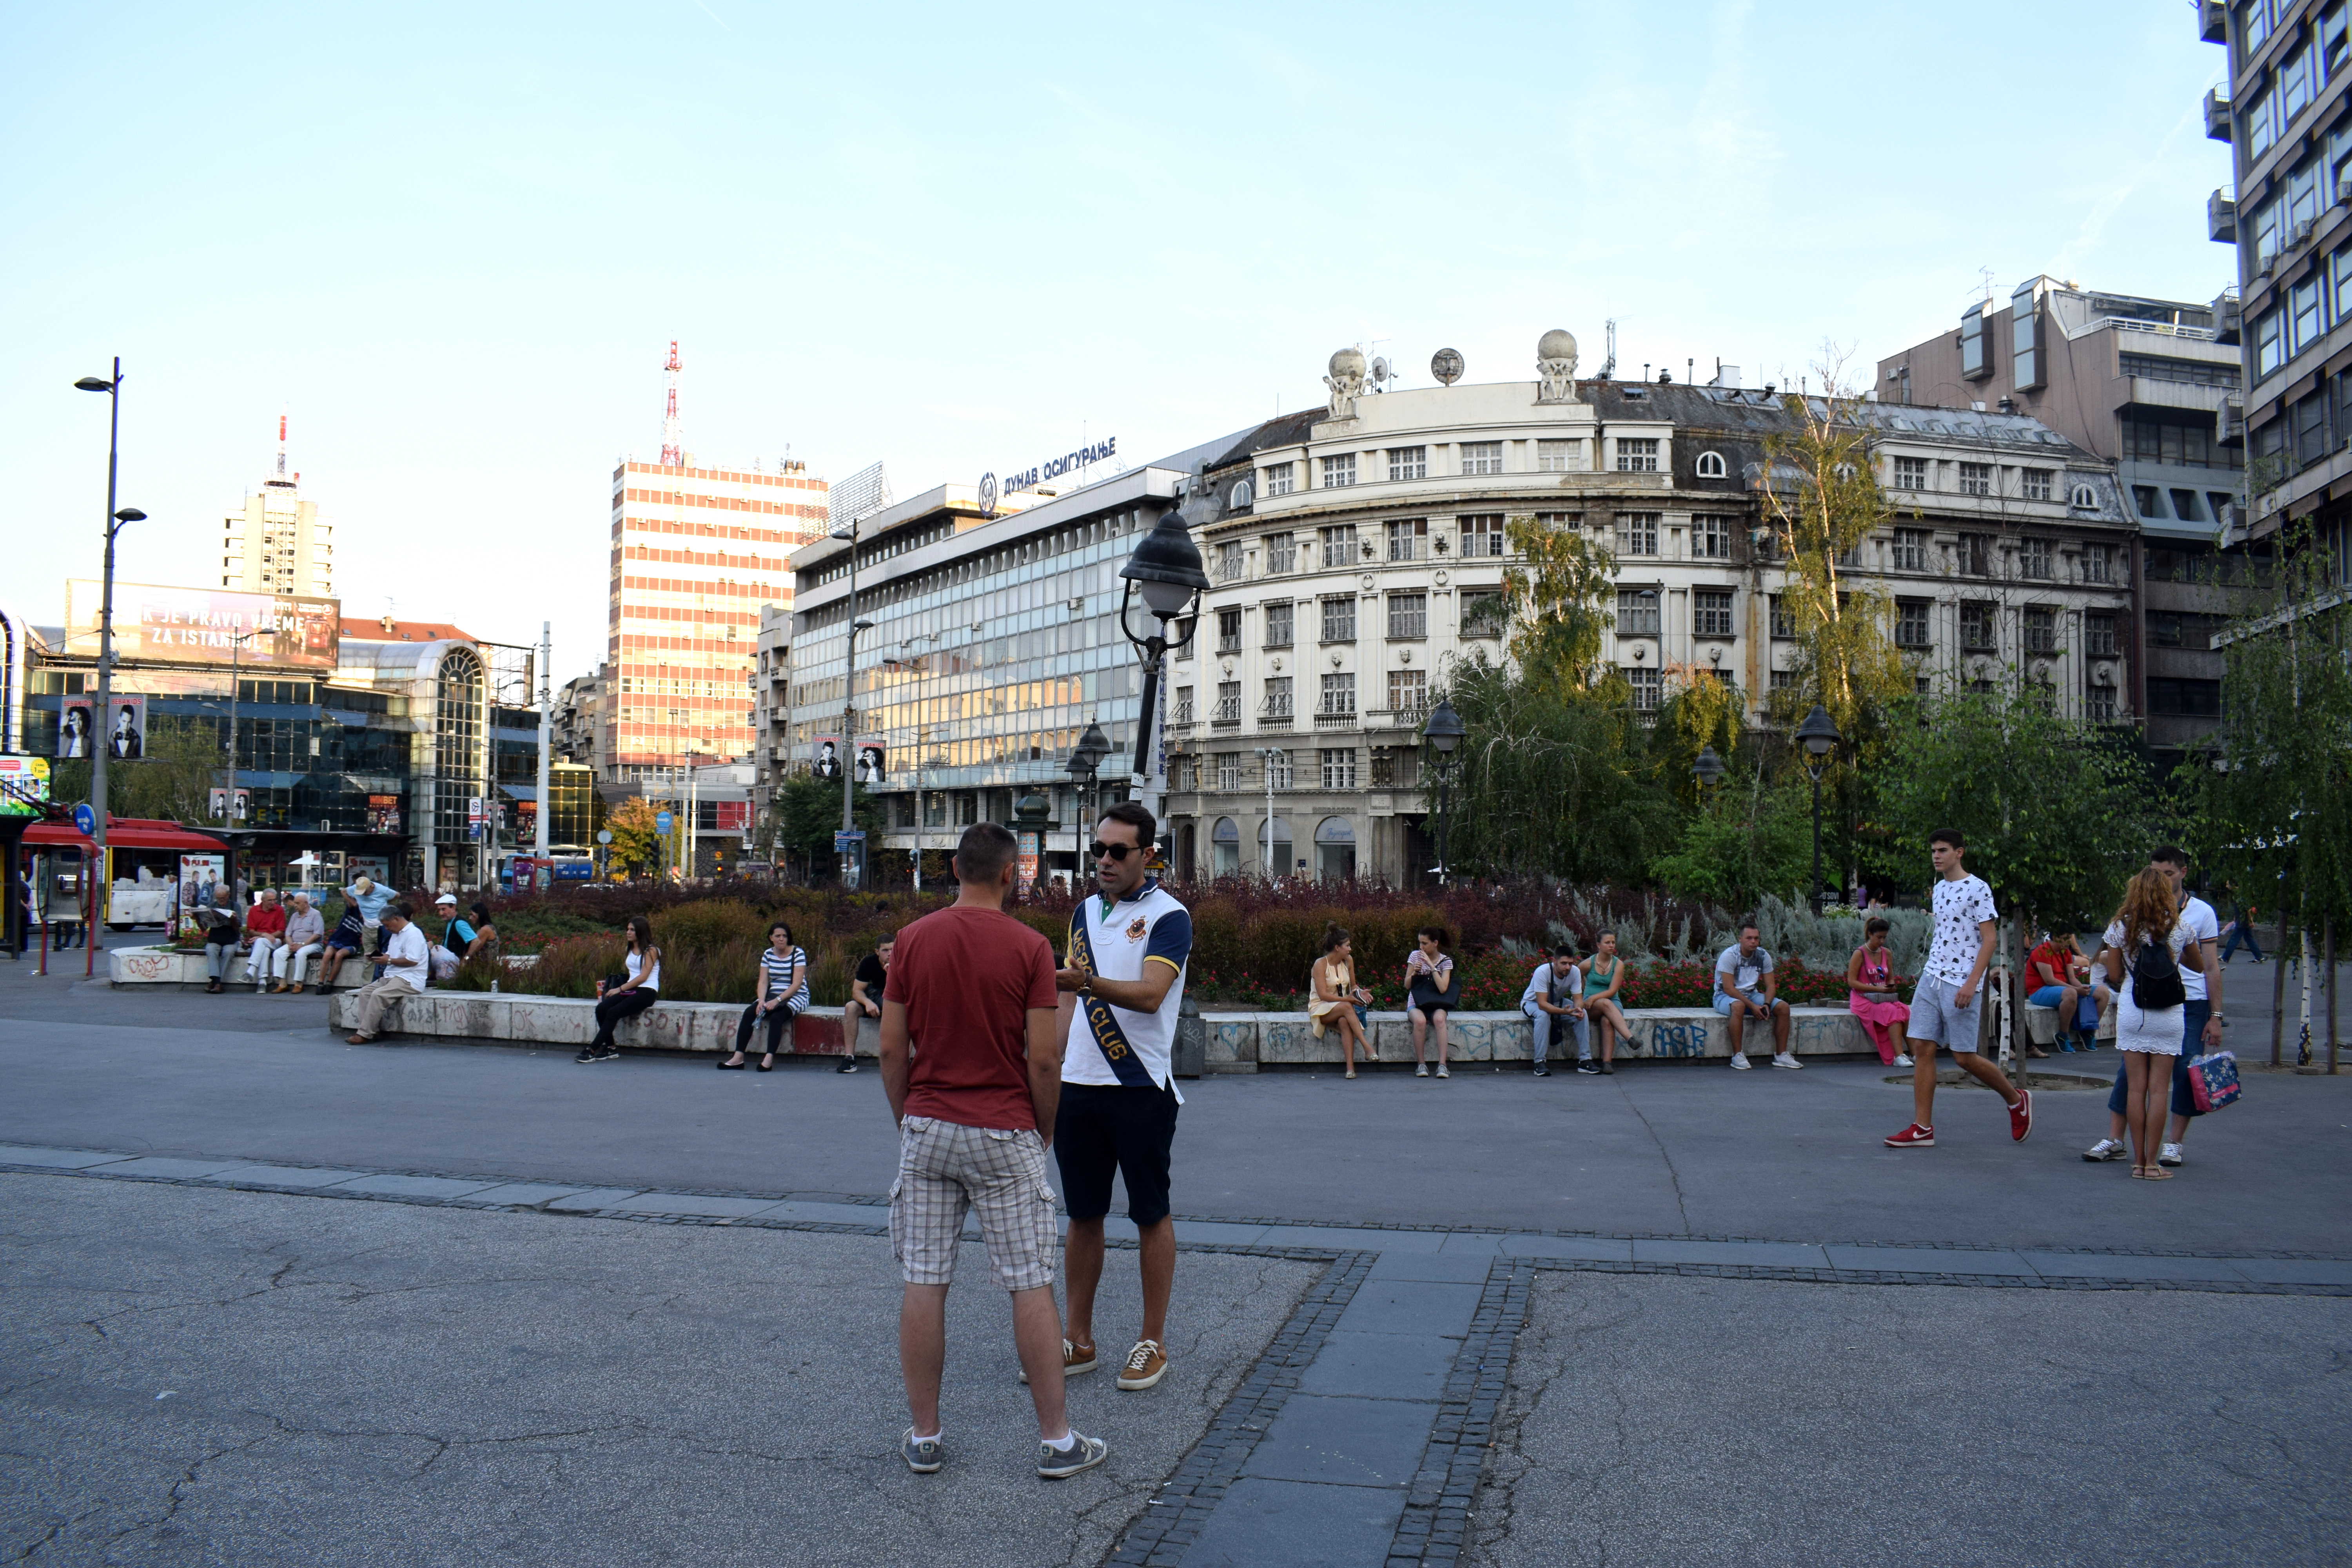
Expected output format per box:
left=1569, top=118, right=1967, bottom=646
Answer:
left=2069, top=482, right=2098, bottom=510
left=1229, top=479, right=1254, bottom=510
left=1212, top=816, right=1240, bottom=877
left=1695, top=450, right=1728, bottom=479
left=1314, top=816, right=1356, bottom=881
left=1256, top=816, right=1294, bottom=875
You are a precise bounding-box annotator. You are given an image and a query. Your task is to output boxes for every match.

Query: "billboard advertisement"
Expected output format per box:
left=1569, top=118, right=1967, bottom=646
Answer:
left=811, top=737, right=842, bottom=779
left=0, top=755, right=49, bottom=818
left=66, top=581, right=340, bottom=670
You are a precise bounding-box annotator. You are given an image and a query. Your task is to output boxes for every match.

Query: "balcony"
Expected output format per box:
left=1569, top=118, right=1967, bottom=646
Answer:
left=1366, top=706, right=1428, bottom=731
left=1259, top=695, right=1294, bottom=729
left=2204, top=87, right=2232, bottom=142
left=1210, top=696, right=1241, bottom=727
left=1314, top=701, right=1357, bottom=729
left=2200, top=0, right=2225, bottom=42
left=2209, top=189, right=2236, bottom=244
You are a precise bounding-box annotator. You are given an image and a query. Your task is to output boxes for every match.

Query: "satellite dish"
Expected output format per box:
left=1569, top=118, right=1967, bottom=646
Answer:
left=1370, top=356, right=1391, bottom=385
left=1430, top=348, right=1465, bottom=386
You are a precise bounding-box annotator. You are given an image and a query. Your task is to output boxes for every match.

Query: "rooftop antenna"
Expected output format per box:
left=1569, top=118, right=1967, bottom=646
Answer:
left=276, top=410, right=288, bottom=478
left=1978, top=266, right=1996, bottom=306
left=661, top=341, right=684, bottom=467
left=1599, top=319, right=1617, bottom=380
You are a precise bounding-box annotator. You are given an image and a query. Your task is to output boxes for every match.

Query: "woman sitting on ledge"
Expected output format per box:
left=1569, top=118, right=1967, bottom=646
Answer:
left=721, top=920, right=807, bottom=1071
left=1309, top=925, right=1376, bottom=1078
left=1405, top=926, right=1462, bottom=1079
left=579, top=916, right=660, bottom=1065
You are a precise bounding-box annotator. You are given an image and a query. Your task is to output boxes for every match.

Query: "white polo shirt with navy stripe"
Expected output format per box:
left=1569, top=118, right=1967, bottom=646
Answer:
left=1063, top=877, right=1191, bottom=1099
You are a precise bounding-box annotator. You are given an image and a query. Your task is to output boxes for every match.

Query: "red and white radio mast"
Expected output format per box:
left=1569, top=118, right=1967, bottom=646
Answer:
left=276, top=411, right=288, bottom=477
left=660, top=341, right=684, bottom=467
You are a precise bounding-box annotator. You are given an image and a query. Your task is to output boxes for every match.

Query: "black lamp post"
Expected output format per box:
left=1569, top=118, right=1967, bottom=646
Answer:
left=1421, top=698, right=1465, bottom=886
left=1795, top=704, right=1841, bottom=912
left=1693, top=743, right=1726, bottom=792
left=74, top=363, right=138, bottom=885
left=1116, top=508, right=1209, bottom=825
left=1067, top=718, right=1109, bottom=849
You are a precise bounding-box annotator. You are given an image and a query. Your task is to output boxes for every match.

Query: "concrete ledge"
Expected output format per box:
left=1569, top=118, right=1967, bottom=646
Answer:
left=325, top=990, right=858, bottom=1055
left=318, top=990, right=1881, bottom=1067
left=111, top=946, right=367, bottom=992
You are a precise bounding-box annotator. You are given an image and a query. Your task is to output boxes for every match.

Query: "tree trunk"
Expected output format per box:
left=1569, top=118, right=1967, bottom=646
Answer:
left=2272, top=907, right=2290, bottom=1065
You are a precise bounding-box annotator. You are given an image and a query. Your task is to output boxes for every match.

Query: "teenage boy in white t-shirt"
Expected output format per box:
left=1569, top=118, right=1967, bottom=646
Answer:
left=1884, top=828, right=2033, bottom=1149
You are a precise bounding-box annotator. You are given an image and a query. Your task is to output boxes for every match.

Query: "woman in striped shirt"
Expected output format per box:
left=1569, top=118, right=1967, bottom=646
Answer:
left=721, top=920, right=809, bottom=1071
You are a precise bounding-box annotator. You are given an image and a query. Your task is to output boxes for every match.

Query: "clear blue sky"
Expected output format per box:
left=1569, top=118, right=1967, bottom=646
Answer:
left=2, top=1, right=2232, bottom=682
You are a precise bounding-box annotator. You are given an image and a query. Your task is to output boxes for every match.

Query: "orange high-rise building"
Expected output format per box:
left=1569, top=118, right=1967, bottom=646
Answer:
left=605, top=456, right=828, bottom=781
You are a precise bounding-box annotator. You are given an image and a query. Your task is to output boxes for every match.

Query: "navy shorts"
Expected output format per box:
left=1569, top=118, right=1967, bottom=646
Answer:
left=1055, top=1081, right=1180, bottom=1227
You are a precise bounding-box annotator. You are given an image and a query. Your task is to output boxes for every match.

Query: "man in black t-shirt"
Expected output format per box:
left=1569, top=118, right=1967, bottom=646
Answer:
left=848, top=932, right=895, bottom=1075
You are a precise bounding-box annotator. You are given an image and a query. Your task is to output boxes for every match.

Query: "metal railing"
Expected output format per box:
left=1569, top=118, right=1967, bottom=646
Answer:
left=1211, top=696, right=1241, bottom=724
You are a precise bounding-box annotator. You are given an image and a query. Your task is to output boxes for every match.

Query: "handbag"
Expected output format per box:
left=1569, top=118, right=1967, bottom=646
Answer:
left=2129, top=935, right=2187, bottom=1011
left=2186, top=1051, right=2242, bottom=1114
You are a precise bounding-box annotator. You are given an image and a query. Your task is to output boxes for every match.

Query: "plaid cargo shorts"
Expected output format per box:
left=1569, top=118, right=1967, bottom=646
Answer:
left=889, top=1116, right=1060, bottom=1292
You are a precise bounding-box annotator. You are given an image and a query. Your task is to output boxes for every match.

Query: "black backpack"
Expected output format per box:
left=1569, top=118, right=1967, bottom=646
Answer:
left=2129, top=932, right=2187, bottom=1011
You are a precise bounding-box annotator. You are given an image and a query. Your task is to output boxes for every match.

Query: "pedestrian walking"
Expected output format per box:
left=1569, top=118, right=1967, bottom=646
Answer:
left=1308, top=926, right=1376, bottom=1076
left=2094, top=866, right=2206, bottom=1180
left=343, top=902, right=427, bottom=1043
left=880, top=820, right=1105, bottom=1479
left=1519, top=943, right=1587, bottom=1078
left=1404, top=927, right=1462, bottom=1078
left=1846, top=917, right=1913, bottom=1067
left=2085, top=848, right=2226, bottom=1169
left=721, top=920, right=807, bottom=1071
left=243, top=889, right=288, bottom=994
left=846, top=931, right=897, bottom=1076
left=1715, top=921, right=1798, bottom=1069
left=2218, top=885, right=2265, bottom=965
left=1053, top=800, right=1192, bottom=1399
left=1884, top=828, right=2033, bottom=1149
left=577, top=916, right=661, bottom=1064
left=316, top=901, right=367, bottom=990
left=1582, top=930, right=1630, bottom=1072
left=200, top=887, right=243, bottom=994
left=272, top=891, right=325, bottom=993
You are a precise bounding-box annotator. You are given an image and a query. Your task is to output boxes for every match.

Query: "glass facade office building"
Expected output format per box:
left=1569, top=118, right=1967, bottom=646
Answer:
left=786, top=450, right=1228, bottom=878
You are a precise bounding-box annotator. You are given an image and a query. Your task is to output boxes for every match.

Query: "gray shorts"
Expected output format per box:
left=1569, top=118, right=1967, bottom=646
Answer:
left=1908, top=975, right=1983, bottom=1052
left=889, top=1116, right=1060, bottom=1292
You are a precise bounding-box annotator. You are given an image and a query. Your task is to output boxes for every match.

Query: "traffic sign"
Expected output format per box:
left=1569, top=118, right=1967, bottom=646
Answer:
left=655, top=811, right=675, bottom=834
left=72, top=802, right=97, bottom=838
left=468, top=796, right=485, bottom=823
left=596, top=829, right=613, bottom=845
left=834, top=829, right=866, bottom=853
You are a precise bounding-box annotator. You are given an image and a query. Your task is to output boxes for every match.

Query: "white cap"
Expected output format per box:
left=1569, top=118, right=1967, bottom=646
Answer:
left=435, top=893, right=457, bottom=906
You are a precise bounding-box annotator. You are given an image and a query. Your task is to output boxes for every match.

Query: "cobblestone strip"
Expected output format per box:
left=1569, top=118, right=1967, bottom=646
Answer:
left=1101, top=1250, right=1377, bottom=1568
left=1387, top=1259, right=1530, bottom=1567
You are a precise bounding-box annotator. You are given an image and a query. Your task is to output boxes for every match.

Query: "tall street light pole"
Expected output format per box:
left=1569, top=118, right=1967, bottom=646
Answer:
left=1116, top=507, right=1209, bottom=832
left=1795, top=704, right=1842, bottom=914
left=1069, top=718, right=1109, bottom=867
left=220, top=630, right=256, bottom=828
left=1421, top=699, right=1465, bottom=886
left=74, top=363, right=142, bottom=895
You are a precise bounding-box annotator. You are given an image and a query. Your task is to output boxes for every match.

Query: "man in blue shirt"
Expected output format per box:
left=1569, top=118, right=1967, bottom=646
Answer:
left=1053, top=801, right=1191, bottom=1396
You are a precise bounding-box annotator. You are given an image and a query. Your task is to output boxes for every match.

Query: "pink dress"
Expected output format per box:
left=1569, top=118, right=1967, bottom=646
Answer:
left=1848, top=947, right=1910, bottom=1064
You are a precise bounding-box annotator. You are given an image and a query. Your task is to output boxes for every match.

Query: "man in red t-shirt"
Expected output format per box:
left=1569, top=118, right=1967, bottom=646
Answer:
left=242, top=889, right=288, bottom=995
left=880, top=821, right=1108, bottom=1481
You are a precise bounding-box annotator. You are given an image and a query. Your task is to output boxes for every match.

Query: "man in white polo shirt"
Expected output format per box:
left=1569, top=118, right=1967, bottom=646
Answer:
left=1053, top=800, right=1191, bottom=1395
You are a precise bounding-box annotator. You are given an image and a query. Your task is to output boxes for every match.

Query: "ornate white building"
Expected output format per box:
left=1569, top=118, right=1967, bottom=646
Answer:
left=1161, top=333, right=2138, bottom=885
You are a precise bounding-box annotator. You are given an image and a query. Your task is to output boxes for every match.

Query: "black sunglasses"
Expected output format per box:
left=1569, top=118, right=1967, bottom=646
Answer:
left=1088, top=840, right=1142, bottom=862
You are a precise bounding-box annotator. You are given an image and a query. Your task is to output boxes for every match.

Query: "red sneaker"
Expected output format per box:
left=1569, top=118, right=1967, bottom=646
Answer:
left=2008, top=1088, right=2033, bottom=1143
left=1883, top=1123, right=1935, bottom=1148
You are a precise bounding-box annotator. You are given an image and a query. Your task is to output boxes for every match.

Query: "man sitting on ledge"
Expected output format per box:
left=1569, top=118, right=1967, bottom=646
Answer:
left=345, top=902, right=427, bottom=1045
left=1715, top=920, right=1799, bottom=1071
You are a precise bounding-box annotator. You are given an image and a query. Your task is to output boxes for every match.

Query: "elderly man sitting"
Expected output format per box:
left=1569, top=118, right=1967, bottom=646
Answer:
left=271, top=891, right=328, bottom=994
left=243, top=890, right=288, bottom=994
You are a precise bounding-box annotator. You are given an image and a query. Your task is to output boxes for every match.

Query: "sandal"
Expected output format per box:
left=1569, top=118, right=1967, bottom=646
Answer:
left=2140, top=1165, right=2173, bottom=1180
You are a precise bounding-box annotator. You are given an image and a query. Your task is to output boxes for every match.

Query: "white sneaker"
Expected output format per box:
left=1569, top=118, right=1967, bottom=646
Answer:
left=1415, top=1064, right=1428, bottom=1078
left=1771, top=1052, right=1803, bottom=1070
left=1729, top=1053, right=1752, bottom=1071
left=2158, top=1142, right=2185, bottom=1168
left=1893, top=1053, right=1915, bottom=1068
left=2082, top=1136, right=2130, bottom=1162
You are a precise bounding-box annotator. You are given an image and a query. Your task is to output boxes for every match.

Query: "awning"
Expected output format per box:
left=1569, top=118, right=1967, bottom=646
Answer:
left=21, top=817, right=231, bottom=853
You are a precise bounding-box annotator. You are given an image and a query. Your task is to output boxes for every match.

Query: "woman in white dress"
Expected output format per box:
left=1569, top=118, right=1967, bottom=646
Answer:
left=2097, top=867, right=2204, bottom=1180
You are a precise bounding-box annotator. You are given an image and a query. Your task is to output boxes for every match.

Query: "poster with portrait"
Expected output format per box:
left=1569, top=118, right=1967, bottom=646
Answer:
left=103, top=695, right=147, bottom=760
left=855, top=745, right=886, bottom=784
left=365, top=794, right=402, bottom=834
left=56, top=700, right=93, bottom=759
left=176, top=853, right=226, bottom=938
left=811, top=737, right=841, bottom=779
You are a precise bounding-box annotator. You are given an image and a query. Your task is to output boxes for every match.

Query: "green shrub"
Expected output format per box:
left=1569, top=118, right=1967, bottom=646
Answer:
left=808, top=944, right=851, bottom=1007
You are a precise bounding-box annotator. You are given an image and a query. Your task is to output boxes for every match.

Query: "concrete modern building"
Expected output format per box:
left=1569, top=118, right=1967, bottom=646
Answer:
left=606, top=457, right=827, bottom=783
left=782, top=445, right=1237, bottom=884
left=1875, top=277, right=2249, bottom=752
left=2205, top=0, right=2352, bottom=587
left=1162, top=335, right=2136, bottom=884
left=551, top=667, right=607, bottom=767
left=751, top=604, right=791, bottom=860
left=220, top=422, right=333, bottom=597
